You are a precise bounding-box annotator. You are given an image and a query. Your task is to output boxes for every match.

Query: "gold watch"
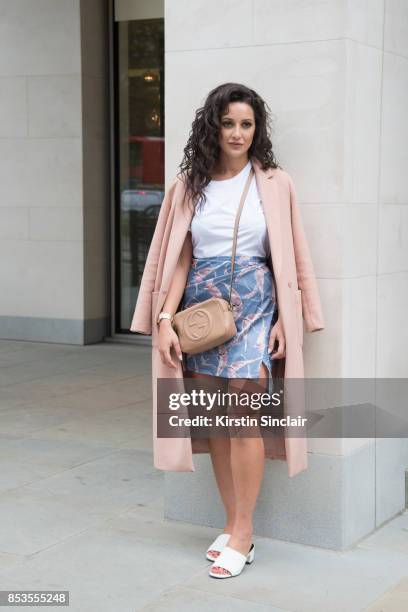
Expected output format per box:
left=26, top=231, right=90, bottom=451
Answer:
left=157, top=311, right=174, bottom=326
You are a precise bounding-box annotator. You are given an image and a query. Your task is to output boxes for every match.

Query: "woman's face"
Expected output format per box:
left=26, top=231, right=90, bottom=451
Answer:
left=218, top=102, right=256, bottom=160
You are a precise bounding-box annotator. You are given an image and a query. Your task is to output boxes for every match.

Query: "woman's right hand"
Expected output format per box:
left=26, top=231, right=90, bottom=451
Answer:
left=158, top=320, right=183, bottom=369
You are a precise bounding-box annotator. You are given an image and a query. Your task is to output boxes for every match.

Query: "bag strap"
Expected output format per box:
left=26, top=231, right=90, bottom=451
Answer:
left=227, top=165, right=254, bottom=306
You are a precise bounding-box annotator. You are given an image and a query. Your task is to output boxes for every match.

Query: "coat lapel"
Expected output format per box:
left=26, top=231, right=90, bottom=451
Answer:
left=159, top=156, right=283, bottom=305
left=251, top=156, right=282, bottom=279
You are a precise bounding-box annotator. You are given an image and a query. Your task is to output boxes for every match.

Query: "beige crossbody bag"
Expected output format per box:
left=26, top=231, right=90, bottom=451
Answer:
left=172, top=165, right=254, bottom=355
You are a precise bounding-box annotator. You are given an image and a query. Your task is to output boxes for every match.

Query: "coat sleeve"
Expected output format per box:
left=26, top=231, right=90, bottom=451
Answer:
left=287, top=173, right=325, bottom=333
left=129, top=177, right=178, bottom=334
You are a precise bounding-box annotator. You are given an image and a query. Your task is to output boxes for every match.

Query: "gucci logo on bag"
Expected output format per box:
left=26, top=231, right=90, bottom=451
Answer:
left=185, top=309, right=211, bottom=340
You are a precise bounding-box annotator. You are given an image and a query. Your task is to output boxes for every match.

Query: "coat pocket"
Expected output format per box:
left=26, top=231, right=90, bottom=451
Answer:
left=295, top=289, right=303, bottom=346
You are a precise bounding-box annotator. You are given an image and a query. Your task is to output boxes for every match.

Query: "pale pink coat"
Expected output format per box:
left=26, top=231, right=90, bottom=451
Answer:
left=130, top=156, right=325, bottom=477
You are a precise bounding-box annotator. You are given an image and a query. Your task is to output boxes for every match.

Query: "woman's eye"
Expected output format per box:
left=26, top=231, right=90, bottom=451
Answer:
left=222, top=122, right=252, bottom=128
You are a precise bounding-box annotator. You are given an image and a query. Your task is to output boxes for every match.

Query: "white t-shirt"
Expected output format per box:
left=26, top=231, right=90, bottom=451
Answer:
left=188, top=160, right=270, bottom=258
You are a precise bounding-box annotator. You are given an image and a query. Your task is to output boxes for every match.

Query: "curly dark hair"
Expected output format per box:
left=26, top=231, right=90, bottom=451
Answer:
left=178, top=82, right=282, bottom=213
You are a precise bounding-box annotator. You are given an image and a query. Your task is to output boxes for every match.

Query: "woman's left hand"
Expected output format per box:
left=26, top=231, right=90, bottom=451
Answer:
left=268, top=316, right=286, bottom=359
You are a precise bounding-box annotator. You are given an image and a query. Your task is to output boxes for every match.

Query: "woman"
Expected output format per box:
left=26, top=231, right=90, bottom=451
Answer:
left=130, top=82, right=325, bottom=579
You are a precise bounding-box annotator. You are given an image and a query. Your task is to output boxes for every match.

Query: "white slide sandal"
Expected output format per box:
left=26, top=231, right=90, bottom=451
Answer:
left=209, top=543, right=255, bottom=578
left=206, top=533, right=231, bottom=561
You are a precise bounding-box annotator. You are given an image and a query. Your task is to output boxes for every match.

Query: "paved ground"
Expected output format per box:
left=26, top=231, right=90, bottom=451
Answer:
left=0, top=338, right=407, bottom=612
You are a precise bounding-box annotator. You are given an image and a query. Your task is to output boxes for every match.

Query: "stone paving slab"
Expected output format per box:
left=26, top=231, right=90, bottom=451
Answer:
left=0, top=340, right=407, bottom=611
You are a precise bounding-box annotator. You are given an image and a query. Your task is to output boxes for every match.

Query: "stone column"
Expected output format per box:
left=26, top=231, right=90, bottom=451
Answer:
left=163, top=0, right=408, bottom=549
left=0, top=0, right=110, bottom=344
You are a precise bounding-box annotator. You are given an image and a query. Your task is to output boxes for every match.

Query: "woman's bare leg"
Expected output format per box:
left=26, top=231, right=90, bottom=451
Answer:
left=211, top=361, right=269, bottom=575
left=188, top=370, right=236, bottom=557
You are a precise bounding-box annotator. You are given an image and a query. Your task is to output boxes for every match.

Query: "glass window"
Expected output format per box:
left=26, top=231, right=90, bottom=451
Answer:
left=115, top=16, right=164, bottom=332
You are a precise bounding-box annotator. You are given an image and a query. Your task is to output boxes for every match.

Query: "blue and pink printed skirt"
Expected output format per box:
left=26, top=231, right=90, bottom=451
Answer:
left=180, top=255, right=278, bottom=379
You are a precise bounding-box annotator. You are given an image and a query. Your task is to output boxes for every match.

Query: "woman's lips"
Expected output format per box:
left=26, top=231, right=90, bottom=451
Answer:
left=229, top=143, right=243, bottom=147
